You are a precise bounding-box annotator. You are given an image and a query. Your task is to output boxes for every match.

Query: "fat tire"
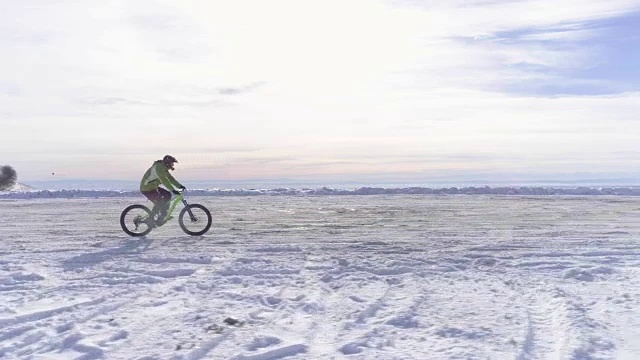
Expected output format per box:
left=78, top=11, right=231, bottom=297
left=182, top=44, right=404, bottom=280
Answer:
left=178, top=204, right=212, bottom=236
left=120, top=204, right=153, bottom=237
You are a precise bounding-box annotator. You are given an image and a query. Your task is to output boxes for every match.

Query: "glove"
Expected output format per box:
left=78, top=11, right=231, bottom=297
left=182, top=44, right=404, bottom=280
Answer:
left=180, top=186, right=186, bottom=191
left=172, top=190, right=181, bottom=195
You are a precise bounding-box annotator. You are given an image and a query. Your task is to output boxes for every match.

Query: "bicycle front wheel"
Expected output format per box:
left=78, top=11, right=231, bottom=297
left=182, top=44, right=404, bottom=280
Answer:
left=178, top=204, right=212, bottom=236
left=120, top=204, right=153, bottom=237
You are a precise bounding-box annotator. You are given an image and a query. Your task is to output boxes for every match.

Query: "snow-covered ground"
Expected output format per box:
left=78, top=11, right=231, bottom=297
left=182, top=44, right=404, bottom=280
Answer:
left=1, top=195, right=639, bottom=359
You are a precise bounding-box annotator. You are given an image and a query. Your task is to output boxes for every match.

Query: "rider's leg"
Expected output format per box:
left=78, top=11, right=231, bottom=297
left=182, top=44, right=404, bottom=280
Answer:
left=155, top=188, right=172, bottom=225
left=142, top=189, right=164, bottom=226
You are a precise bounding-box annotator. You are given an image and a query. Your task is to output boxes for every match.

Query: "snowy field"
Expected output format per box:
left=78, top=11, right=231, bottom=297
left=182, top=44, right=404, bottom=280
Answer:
left=1, top=194, right=639, bottom=359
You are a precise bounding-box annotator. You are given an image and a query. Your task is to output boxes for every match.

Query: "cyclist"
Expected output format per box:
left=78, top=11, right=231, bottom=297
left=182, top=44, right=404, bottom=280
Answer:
left=138, top=155, right=186, bottom=227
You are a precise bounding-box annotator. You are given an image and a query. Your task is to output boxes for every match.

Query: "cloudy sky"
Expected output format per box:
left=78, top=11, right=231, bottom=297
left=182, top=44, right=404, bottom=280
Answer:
left=2, top=0, right=639, bottom=183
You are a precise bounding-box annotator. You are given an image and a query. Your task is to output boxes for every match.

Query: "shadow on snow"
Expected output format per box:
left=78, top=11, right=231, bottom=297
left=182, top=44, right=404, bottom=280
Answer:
left=62, top=238, right=153, bottom=271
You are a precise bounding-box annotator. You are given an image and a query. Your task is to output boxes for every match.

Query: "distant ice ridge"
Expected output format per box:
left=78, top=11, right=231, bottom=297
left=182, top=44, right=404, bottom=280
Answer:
left=1, top=186, right=639, bottom=199
left=2, top=183, right=35, bottom=192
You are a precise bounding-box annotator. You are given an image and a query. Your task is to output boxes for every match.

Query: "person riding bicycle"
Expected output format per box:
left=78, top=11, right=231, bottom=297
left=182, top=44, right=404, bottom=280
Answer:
left=139, top=155, right=186, bottom=227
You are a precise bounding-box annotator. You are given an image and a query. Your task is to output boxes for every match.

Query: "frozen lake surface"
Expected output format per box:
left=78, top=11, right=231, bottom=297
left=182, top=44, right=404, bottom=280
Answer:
left=1, top=195, right=639, bottom=359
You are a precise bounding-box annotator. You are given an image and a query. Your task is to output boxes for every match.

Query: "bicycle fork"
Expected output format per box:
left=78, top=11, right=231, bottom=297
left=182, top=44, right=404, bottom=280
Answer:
left=183, top=199, right=198, bottom=222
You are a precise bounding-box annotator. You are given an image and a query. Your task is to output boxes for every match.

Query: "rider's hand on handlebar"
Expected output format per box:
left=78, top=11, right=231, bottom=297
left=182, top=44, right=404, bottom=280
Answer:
left=180, top=186, right=186, bottom=191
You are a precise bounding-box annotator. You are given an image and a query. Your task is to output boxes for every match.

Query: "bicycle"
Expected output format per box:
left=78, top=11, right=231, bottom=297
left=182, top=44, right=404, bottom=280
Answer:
left=120, top=190, right=212, bottom=237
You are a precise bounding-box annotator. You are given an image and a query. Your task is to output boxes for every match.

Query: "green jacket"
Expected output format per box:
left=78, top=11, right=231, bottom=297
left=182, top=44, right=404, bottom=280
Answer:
left=140, top=160, right=184, bottom=192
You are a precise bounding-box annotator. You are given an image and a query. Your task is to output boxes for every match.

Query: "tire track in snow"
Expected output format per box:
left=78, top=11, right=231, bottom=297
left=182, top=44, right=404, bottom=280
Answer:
left=305, top=254, right=427, bottom=357
left=227, top=247, right=311, bottom=359
left=517, top=296, right=569, bottom=360
left=275, top=252, right=346, bottom=355
left=109, top=255, right=242, bottom=359
left=338, top=277, right=428, bottom=358
left=517, top=287, right=615, bottom=360
left=0, top=297, right=114, bottom=358
left=0, top=297, right=106, bottom=328
left=172, top=246, right=310, bottom=360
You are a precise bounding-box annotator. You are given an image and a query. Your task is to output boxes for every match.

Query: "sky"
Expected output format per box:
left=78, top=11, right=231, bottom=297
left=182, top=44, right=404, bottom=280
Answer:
left=1, top=0, right=640, bottom=183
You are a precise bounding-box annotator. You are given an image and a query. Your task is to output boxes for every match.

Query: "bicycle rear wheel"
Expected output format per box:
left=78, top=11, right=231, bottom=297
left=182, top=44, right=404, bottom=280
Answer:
left=120, top=204, right=153, bottom=237
left=178, top=204, right=212, bottom=236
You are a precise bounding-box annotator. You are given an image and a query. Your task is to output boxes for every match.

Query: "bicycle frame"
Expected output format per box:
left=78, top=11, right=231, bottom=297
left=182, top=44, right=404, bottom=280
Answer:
left=167, top=192, right=198, bottom=222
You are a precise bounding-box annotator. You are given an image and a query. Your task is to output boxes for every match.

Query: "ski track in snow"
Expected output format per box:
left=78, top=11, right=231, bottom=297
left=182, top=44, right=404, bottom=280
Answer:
left=0, top=195, right=639, bottom=359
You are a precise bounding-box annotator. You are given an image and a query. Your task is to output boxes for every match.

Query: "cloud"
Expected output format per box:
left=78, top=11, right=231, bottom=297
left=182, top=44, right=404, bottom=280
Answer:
left=78, top=97, right=151, bottom=106
left=218, top=82, right=266, bottom=95
left=379, top=0, right=640, bottom=94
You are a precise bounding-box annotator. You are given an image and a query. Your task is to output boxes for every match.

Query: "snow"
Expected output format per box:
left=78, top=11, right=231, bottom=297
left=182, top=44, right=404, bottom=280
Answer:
left=1, top=194, right=639, bottom=359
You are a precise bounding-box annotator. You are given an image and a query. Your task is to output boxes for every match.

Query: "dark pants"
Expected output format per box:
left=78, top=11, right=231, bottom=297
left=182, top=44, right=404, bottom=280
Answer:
left=142, top=188, right=171, bottom=220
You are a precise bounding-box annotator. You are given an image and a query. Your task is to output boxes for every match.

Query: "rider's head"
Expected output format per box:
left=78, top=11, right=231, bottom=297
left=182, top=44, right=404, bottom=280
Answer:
left=162, top=155, right=178, bottom=170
